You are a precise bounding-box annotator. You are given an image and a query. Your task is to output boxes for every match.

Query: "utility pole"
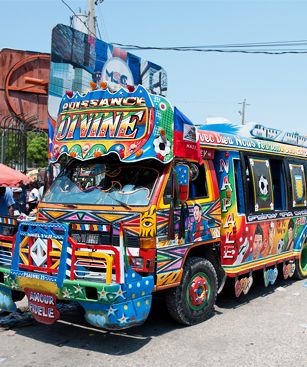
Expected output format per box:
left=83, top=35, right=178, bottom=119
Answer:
left=238, top=99, right=250, bottom=125
left=88, top=0, right=96, bottom=36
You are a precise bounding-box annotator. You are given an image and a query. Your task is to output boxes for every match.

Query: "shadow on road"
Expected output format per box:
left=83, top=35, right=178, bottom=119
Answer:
left=216, top=270, right=297, bottom=310
left=0, top=294, right=183, bottom=355
left=0, top=271, right=302, bottom=355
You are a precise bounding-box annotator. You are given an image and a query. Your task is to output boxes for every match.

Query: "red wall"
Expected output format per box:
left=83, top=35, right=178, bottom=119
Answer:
left=0, top=48, right=50, bottom=130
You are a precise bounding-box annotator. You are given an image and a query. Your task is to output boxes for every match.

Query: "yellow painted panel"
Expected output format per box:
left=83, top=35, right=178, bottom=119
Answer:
left=45, top=210, right=68, bottom=219
left=17, top=277, right=59, bottom=294
left=96, top=213, right=126, bottom=222
left=156, top=270, right=182, bottom=287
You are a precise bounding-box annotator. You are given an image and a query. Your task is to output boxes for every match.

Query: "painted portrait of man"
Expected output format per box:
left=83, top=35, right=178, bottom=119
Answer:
left=187, top=203, right=212, bottom=242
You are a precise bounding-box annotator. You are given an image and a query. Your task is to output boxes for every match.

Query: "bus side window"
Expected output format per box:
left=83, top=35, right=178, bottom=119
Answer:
left=289, top=162, right=307, bottom=208
left=270, top=160, right=287, bottom=210
left=248, top=157, right=274, bottom=212
left=188, top=163, right=208, bottom=199
left=234, top=159, right=245, bottom=214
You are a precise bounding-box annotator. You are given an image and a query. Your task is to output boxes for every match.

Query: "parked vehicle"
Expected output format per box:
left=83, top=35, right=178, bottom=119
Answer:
left=0, top=84, right=306, bottom=329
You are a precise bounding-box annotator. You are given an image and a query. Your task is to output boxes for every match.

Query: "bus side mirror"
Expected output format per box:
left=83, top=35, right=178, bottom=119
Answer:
left=175, top=164, right=190, bottom=203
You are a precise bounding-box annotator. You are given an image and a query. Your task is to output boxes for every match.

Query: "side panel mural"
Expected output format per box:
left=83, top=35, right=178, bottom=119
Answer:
left=215, top=151, right=307, bottom=274
left=155, top=199, right=221, bottom=288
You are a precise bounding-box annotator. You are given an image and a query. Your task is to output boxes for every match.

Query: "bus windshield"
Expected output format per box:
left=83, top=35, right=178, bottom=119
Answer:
left=43, top=158, right=160, bottom=207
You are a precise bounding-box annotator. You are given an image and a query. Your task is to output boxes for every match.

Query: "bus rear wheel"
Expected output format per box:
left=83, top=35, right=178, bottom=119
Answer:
left=165, top=257, right=217, bottom=326
left=294, top=241, right=307, bottom=279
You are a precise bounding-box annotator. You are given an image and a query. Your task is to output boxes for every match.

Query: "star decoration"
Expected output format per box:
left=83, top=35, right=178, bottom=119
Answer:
left=114, top=286, right=125, bottom=300
left=107, top=305, right=117, bottom=317
left=98, top=287, right=108, bottom=301
left=62, top=288, right=71, bottom=298
left=73, top=284, right=83, bottom=295
left=117, top=313, right=129, bottom=325
left=10, top=281, right=18, bottom=289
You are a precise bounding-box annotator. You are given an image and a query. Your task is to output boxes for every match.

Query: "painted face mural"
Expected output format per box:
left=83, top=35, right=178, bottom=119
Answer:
left=186, top=203, right=212, bottom=243
left=253, top=225, right=264, bottom=260
left=286, top=219, right=295, bottom=251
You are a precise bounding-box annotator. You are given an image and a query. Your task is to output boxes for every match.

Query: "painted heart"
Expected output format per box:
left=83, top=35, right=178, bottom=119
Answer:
left=240, top=278, right=247, bottom=293
left=288, top=263, right=296, bottom=278
left=266, top=268, right=278, bottom=285
left=235, top=279, right=243, bottom=297
left=242, top=276, right=253, bottom=295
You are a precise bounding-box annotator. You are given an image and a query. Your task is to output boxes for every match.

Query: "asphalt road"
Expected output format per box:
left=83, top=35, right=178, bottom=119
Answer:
left=0, top=275, right=306, bottom=367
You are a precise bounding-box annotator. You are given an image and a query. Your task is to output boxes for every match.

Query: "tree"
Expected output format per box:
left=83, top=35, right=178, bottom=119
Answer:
left=27, top=132, right=48, bottom=167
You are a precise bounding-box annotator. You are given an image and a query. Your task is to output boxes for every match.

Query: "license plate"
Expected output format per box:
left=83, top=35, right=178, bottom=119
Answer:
left=25, top=289, right=60, bottom=325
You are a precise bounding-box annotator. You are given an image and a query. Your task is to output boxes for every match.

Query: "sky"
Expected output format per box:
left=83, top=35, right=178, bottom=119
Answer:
left=0, top=0, right=307, bottom=135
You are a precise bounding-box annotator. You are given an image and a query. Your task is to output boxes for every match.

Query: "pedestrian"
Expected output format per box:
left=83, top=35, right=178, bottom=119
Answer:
left=0, top=186, right=15, bottom=217
left=12, top=186, right=26, bottom=215
left=27, top=182, right=40, bottom=214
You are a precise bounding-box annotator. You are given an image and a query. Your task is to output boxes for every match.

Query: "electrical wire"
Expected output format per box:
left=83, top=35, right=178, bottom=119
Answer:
left=111, top=42, right=307, bottom=54
left=97, top=2, right=110, bottom=43
left=59, top=1, right=307, bottom=55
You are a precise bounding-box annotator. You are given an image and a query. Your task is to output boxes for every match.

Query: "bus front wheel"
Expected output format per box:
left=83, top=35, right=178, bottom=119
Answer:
left=294, top=241, right=307, bottom=279
left=165, top=257, right=217, bottom=326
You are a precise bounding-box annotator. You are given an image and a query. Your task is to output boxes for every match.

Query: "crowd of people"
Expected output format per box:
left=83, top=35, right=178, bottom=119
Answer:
left=0, top=181, right=44, bottom=218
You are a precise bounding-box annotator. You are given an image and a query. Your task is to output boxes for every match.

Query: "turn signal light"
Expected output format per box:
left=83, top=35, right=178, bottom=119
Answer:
left=139, top=237, right=156, bottom=249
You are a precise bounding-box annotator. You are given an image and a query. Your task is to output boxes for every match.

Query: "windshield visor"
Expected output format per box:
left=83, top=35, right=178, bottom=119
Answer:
left=43, top=158, right=160, bottom=207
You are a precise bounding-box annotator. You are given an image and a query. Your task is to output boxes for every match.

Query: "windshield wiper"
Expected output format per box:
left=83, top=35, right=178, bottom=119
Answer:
left=108, top=194, right=132, bottom=210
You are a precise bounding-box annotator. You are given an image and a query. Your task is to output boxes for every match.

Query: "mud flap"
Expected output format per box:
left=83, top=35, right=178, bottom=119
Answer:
left=78, top=268, right=154, bottom=330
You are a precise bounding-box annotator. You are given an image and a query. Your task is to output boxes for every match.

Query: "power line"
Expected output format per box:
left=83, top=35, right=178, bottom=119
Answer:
left=96, top=1, right=110, bottom=43
left=59, top=1, right=307, bottom=55
left=110, top=42, right=307, bottom=54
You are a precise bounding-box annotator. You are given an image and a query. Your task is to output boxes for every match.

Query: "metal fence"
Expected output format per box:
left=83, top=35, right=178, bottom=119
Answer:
left=0, top=113, right=47, bottom=172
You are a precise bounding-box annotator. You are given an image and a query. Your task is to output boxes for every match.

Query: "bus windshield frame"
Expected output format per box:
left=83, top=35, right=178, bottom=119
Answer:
left=43, top=157, right=162, bottom=208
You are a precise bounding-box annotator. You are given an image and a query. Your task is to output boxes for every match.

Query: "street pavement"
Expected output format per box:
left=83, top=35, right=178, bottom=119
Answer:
left=0, top=274, right=306, bottom=367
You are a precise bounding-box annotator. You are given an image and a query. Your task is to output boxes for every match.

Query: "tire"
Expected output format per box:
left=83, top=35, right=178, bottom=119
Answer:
left=165, top=257, right=218, bottom=326
left=294, top=241, right=307, bottom=280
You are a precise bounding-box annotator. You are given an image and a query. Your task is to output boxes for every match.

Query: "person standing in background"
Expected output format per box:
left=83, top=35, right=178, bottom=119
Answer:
left=0, top=186, right=15, bottom=217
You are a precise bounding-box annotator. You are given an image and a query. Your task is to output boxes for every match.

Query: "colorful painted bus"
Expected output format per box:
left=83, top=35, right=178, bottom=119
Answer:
left=0, top=84, right=306, bottom=329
